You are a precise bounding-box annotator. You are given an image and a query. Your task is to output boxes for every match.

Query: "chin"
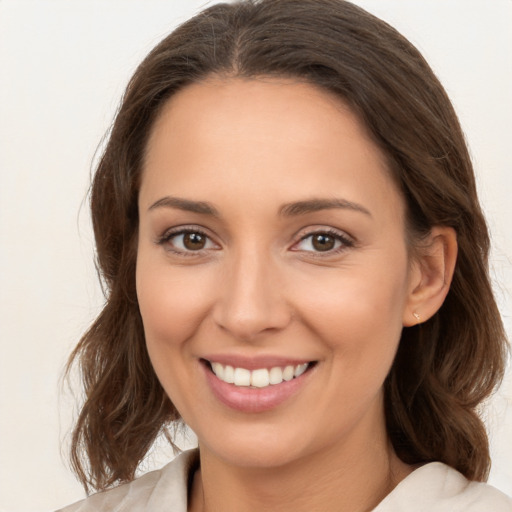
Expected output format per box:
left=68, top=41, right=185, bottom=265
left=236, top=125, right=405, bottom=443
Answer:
left=195, top=419, right=330, bottom=472
left=209, top=444, right=303, bottom=470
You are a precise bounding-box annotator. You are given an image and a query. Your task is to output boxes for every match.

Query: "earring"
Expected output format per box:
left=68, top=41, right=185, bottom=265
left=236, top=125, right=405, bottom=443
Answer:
left=413, top=312, right=421, bottom=323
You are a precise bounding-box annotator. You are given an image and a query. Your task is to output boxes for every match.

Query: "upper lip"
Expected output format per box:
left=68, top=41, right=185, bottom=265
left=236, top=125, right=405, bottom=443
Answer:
left=201, top=354, right=315, bottom=370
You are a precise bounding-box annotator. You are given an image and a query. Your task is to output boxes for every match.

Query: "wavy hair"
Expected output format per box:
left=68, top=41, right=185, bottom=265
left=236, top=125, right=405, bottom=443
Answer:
left=67, top=0, right=507, bottom=492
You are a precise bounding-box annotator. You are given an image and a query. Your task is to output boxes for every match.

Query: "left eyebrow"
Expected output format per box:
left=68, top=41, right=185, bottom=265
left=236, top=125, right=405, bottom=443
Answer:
left=148, top=196, right=220, bottom=217
left=279, top=198, right=372, bottom=218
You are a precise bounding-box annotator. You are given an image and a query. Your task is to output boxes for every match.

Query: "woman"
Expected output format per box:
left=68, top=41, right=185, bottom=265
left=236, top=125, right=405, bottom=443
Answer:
left=59, top=0, right=511, bottom=510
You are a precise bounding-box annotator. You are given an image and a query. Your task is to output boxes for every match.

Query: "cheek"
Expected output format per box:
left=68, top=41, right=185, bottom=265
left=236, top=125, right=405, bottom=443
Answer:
left=293, top=258, right=409, bottom=363
left=292, top=266, right=409, bottom=427
left=135, top=253, right=216, bottom=413
left=136, top=253, right=214, bottom=350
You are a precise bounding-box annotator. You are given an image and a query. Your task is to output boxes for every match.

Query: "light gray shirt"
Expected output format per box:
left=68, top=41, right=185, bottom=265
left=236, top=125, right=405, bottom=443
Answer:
left=57, top=449, right=512, bottom=511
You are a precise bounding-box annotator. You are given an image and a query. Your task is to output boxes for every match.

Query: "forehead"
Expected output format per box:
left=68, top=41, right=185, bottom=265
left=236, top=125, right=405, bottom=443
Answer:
left=146, top=77, right=378, bottom=163
left=141, top=77, right=404, bottom=223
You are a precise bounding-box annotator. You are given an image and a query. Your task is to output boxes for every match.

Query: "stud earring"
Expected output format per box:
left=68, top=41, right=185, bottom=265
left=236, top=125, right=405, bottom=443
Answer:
left=413, top=312, right=421, bottom=323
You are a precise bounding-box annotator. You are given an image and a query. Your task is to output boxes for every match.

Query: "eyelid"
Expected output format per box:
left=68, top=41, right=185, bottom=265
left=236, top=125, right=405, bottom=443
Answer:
left=155, top=224, right=354, bottom=256
left=290, top=226, right=355, bottom=253
left=156, top=225, right=221, bottom=254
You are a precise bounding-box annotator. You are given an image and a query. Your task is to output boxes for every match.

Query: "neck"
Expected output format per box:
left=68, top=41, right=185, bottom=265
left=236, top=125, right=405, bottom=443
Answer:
left=189, top=424, right=412, bottom=512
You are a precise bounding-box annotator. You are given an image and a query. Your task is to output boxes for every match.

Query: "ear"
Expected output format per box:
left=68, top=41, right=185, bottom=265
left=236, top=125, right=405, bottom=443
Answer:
left=403, top=226, right=458, bottom=327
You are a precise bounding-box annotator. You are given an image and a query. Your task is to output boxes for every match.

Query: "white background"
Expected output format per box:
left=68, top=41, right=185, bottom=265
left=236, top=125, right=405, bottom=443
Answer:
left=0, top=1, right=510, bottom=510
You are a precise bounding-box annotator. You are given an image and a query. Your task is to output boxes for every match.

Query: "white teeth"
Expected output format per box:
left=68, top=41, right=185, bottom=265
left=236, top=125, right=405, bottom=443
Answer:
left=283, top=365, right=294, bottom=381
left=233, top=367, right=251, bottom=386
left=224, top=365, right=235, bottom=383
left=211, top=362, right=224, bottom=380
left=210, top=361, right=311, bottom=388
left=269, top=366, right=284, bottom=385
left=251, top=368, right=270, bottom=388
left=294, top=363, right=308, bottom=377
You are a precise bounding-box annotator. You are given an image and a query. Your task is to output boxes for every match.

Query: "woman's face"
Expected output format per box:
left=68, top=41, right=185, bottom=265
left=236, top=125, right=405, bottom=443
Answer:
left=136, top=77, right=421, bottom=469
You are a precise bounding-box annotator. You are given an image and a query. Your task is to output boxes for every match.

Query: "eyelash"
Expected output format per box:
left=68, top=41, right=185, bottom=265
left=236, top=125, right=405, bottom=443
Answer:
left=156, top=226, right=354, bottom=256
left=156, top=226, right=217, bottom=257
left=292, top=228, right=355, bottom=255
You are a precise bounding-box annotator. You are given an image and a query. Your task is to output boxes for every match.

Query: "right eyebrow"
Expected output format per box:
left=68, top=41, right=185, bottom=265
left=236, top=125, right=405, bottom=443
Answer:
left=279, top=197, right=372, bottom=218
left=148, top=196, right=220, bottom=217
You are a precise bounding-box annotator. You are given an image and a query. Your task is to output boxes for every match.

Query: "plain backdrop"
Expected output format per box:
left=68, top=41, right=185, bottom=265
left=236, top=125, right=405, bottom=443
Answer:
left=0, top=1, right=511, bottom=510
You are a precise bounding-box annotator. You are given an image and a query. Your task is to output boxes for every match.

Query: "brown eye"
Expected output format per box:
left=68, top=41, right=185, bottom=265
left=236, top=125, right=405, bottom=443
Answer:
left=293, top=230, right=351, bottom=254
left=183, top=232, right=207, bottom=250
left=312, top=234, right=336, bottom=251
left=159, top=230, right=217, bottom=253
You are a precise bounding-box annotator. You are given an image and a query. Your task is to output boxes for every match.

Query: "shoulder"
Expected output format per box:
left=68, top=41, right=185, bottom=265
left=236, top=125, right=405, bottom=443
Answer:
left=56, top=449, right=198, bottom=512
left=375, top=462, right=512, bottom=512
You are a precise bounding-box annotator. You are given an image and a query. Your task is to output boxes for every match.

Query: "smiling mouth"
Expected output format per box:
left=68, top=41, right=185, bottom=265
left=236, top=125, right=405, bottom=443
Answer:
left=203, top=360, right=316, bottom=389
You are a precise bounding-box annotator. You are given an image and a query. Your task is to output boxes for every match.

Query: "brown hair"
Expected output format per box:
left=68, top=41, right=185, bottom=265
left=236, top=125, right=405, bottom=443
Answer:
left=67, top=0, right=507, bottom=492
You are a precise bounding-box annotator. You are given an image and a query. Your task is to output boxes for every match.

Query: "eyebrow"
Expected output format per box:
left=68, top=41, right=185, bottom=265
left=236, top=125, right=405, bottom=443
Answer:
left=279, top=198, right=372, bottom=217
left=148, top=196, right=220, bottom=216
left=148, top=195, right=371, bottom=218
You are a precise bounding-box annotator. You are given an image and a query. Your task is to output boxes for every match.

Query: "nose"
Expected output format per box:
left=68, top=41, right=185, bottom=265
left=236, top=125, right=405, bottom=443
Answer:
left=212, top=248, right=292, bottom=342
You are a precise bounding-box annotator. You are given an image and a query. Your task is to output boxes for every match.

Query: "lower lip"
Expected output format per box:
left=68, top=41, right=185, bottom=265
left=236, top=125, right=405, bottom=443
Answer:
left=203, top=364, right=312, bottom=413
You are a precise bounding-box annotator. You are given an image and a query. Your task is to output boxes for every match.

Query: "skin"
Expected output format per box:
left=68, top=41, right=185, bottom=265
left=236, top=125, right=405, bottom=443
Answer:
left=136, top=77, right=457, bottom=512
